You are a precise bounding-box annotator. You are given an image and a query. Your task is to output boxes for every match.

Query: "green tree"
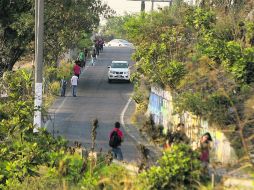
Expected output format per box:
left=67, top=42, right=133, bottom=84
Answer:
left=0, top=0, right=34, bottom=73
left=123, top=3, right=254, bottom=165
left=0, top=0, right=113, bottom=74
left=125, top=7, right=191, bottom=89
left=101, top=14, right=132, bottom=40
left=44, top=0, right=112, bottom=66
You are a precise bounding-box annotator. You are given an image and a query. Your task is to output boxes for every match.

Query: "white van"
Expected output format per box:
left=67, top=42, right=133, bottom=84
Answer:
left=108, top=61, right=130, bottom=83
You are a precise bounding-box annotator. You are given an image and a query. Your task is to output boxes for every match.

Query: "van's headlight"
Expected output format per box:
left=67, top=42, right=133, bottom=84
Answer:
left=110, top=71, right=115, bottom=74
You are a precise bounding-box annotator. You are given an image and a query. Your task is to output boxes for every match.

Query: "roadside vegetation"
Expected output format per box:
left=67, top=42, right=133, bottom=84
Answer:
left=0, top=46, right=205, bottom=190
left=120, top=1, right=254, bottom=164
left=1, top=0, right=254, bottom=189
left=0, top=0, right=112, bottom=74
left=103, top=0, right=254, bottom=186
left=0, top=69, right=203, bottom=189
left=0, top=70, right=204, bottom=189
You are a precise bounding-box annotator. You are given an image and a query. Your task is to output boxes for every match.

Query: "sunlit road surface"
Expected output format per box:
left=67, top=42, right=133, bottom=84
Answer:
left=47, top=47, right=141, bottom=162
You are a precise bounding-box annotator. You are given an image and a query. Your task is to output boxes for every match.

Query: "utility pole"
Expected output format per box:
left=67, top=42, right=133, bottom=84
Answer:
left=141, top=1, right=145, bottom=12
left=151, top=0, right=154, bottom=11
left=33, top=0, right=44, bottom=132
left=169, top=0, right=173, bottom=6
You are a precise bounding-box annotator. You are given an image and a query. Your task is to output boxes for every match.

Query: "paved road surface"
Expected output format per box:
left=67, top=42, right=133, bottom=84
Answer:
left=46, top=47, right=141, bottom=162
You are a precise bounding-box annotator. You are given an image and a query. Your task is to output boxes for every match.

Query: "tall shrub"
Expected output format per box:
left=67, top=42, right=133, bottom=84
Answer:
left=138, top=144, right=201, bottom=190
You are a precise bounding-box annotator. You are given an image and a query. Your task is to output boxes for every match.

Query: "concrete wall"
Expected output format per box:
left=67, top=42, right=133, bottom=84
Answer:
left=147, top=86, right=238, bottom=164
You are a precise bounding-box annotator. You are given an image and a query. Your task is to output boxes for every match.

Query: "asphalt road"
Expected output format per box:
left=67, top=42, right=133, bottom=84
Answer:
left=47, top=47, right=140, bottom=162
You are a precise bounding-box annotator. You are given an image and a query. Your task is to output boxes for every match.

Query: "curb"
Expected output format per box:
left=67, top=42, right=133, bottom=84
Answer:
left=120, top=97, right=162, bottom=162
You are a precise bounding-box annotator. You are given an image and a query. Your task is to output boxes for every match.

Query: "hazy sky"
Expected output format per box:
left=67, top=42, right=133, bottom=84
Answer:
left=103, top=0, right=171, bottom=15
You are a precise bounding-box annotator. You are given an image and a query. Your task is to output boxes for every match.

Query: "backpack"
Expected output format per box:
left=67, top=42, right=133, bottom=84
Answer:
left=109, top=131, right=121, bottom=148
left=61, top=79, right=67, bottom=87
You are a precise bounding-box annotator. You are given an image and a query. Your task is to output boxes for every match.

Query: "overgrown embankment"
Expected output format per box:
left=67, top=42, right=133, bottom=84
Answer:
left=122, top=2, right=254, bottom=167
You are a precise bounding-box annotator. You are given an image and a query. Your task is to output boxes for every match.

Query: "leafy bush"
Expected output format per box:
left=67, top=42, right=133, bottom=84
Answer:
left=132, top=81, right=150, bottom=114
left=44, top=66, right=58, bottom=83
left=49, top=81, right=60, bottom=96
left=77, top=33, right=93, bottom=50
left=0, top=130, right=67, bottom=188
left=97, top=164, right=135, bottom=190
left=140, top=115, right=164, bottom=142
left=57, top=60, right=73, bottom=80
left=137, top=144, right=202, bottom=190
left=1, top=69, right=33, bottom=100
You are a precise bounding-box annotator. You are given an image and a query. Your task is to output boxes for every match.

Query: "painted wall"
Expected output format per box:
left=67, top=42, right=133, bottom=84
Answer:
left=147, top=86, right=238, bottom=164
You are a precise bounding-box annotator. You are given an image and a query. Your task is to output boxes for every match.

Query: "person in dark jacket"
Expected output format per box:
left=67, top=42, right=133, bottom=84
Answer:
left=60, top=76, right=67, bottom=97
left=109, top=122, right=124, bottom=161
left=170, top=123, right=190, bottom=145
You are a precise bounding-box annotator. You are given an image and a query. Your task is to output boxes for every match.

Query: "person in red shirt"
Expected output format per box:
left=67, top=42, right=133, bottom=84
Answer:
left=109, top=122, right=124, bottom=160
left=199, top=132, right=212, bottom=172
left=73, top=60, right=81, bottom=78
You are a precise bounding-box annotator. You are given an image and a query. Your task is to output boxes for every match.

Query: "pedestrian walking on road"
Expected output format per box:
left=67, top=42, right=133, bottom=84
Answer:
left=70, top=74, right=78, bottom=97
left=84, top=48, right=88, bottom=59
left=73, top=60, right=81, bottom=78
left=109, top=122, right=124, bottom=161
left=78, top=51, right=85, bottom=68
left=84, top=47, right=88, bottom=67
left=91, top=49, right=97, bottom=66
left=60, top=76, right=67, bottom=97
left=99, top=39, right=104, bottom=52
left=95, top=40, right=100, bottom=56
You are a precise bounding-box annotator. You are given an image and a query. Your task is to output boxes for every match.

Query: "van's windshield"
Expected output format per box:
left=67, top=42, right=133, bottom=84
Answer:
left=111, top=63, right=128, bottom=68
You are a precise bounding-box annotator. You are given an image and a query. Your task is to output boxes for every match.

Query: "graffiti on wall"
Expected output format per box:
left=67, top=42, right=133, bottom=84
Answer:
left=147, top=86, right=238, bottom=164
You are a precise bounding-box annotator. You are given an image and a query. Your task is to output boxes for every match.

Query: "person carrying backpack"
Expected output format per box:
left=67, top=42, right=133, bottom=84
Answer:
left=109, top=122, right=124, bottom=161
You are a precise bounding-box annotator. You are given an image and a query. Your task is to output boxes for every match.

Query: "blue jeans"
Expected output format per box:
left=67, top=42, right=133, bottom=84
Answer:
left=72, top=85, right=77, bottom=97
left=61, top=87, right=66, bottom=96
left=112, top=147, right=123, bottom=161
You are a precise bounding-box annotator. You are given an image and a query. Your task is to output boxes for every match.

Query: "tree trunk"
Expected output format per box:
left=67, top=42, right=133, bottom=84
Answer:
left=8, top=48, right=24, bottom=70
left=0, top=48, right=24, bottom=77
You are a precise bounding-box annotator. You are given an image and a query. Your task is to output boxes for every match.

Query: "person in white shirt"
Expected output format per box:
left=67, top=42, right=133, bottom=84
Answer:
left=71, top=75, right=79, bottom=97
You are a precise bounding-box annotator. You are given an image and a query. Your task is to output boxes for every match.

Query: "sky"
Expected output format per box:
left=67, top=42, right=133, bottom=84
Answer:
left=103, top=0, right=172, bottom=15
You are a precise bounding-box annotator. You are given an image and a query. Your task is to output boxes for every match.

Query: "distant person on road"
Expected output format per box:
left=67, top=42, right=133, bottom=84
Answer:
left=60, top=76, right=67, bottom=97
left=109, top=122, right=124, bottom=161
left=78, top=51, right=85, bottom=67
left=73, top=60, right=81, bottom=78
left=95, top=40, right=100, bottom=55
left=84, top=48, right=88, bottom=58
left=70, top=74, right=78, bottom=97
left=99, top=39, right=104, bottom=52
left=92, top=49, right=96, bottom=59
left=91, top=49, right=97, bottom=66
left=84, top=48, right=88, bottom=66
